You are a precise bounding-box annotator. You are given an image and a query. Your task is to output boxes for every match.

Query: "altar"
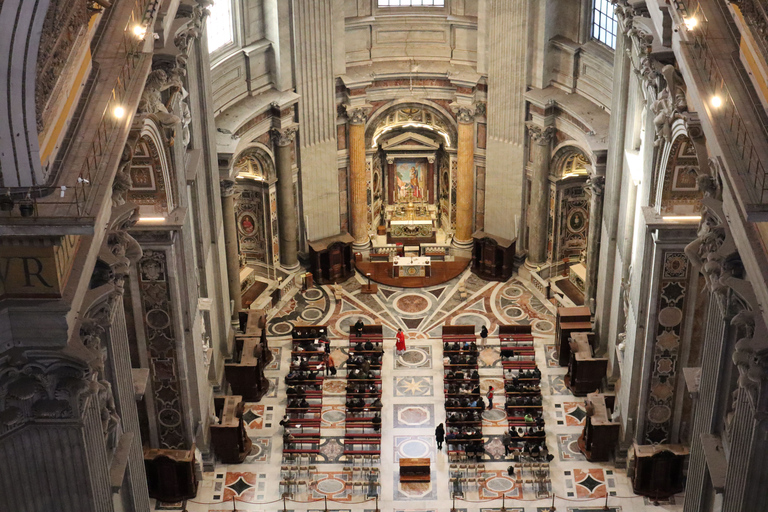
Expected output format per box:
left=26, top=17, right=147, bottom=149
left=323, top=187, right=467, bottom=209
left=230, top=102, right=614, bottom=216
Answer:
left=385, top=200, right=437, bottom=244
left=393, top=256, right=431, bottom=277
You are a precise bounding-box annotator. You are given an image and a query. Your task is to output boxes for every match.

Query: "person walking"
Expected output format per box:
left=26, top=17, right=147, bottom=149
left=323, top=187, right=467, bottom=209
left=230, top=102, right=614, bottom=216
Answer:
left=435, top=423, right=445, bottom=450
left=327, top=354, right=336, bottom=376
left=480, top=325, right=488, bottom=347
left=396, top=328, right=406, bottom=356
left=486, top=386, right=494, bottom=409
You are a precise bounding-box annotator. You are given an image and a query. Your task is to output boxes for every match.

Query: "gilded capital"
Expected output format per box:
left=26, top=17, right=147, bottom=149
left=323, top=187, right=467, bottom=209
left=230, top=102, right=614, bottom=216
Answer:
left=270, top=127, right=298, bottom=147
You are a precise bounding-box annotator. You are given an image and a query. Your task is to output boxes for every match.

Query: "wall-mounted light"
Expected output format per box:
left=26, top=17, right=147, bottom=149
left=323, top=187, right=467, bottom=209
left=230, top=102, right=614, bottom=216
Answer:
left=113, top=105, right=126, bottom=119
left=137, top=216, right=166, bottom=223
left=710, top=95, right=723, bottom=108
left=662, top=215, right=702, bottom=222
left=684, top=17, right=698, bottom=30
left=133, top=24, right=147, bottom=39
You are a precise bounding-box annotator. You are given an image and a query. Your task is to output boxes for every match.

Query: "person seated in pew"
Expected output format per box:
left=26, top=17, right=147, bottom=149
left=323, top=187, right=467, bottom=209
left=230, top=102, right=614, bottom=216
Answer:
left=372, top=397, right=383, bottom=408
left=470, top=370, right=480, bottom=380
left=444, top=342, right=451, bottom=352
left=452, top=341, right=461, bottom=352
left=455, top=370, right=465, bottom=380
left=288, top=398, right=300, bottom=408
left=283, top=432, right=295, bottom=444
left=349, top=369, right=361, bottom=380
left=361, top=360, right=371, bottom=374
left=524, top=413, right=534, bottom=423
left=364, top=340, right=374, bottom=351
left=299, top=398, right=309, bottom=409
left=445, top=370, right=455, bottom=380
left=530, top=443, right=541, bottom=458
left=471, top=384, right=481, bottom=395
left=470, top=341, right=478, bottom=352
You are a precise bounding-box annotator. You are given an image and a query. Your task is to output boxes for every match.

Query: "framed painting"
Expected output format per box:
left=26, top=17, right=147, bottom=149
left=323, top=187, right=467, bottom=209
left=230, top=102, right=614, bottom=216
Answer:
left=394, top=159, right=428, bottom=203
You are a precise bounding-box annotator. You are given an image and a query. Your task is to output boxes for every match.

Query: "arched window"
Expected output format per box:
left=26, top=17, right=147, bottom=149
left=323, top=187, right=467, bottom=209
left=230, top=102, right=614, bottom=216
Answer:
left=592, top=0, right=617, bottom=49
left=207, top=0, right=234, bottom=53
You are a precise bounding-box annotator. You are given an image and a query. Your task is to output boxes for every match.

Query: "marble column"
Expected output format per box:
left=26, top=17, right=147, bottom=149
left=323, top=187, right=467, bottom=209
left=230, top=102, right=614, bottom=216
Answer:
left=271, top=127, right=300, bottom=270
left=526, top=124, right=555, bottom=266
left=220, top=180, right=241, bottom=322
left=454, top=107, right=475, bottom=247
left=348, top=108, right=369, bottom=249
left=584, top=174, right=605, bottom=309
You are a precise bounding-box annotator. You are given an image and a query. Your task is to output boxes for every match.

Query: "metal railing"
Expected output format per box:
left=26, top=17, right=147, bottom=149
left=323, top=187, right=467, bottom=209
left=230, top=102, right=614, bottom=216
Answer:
left=2, top=0, right=154, bottom=220
left=683, top=1, right=768, bottom=204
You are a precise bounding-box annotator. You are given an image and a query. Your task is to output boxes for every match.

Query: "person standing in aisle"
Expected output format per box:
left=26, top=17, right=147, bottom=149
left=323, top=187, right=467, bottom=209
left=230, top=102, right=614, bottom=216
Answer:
left=435, top=423, right=445, bottom=450
left=396, top=328, right=406, bottom=356
left=480, top=325, right=488, bottom=347
left=486, top=386, right=494, bottom=409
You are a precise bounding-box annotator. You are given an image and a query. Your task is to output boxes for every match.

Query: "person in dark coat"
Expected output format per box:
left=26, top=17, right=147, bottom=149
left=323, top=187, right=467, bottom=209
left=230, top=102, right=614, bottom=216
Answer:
left=480, top=325, right=489, bottom=347
left=435, top=423, right=445, bottom=450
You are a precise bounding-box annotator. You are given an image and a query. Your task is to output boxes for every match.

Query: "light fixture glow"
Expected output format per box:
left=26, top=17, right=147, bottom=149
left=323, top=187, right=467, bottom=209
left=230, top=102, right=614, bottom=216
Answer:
left=133, top=25, right=147, bottom=38
left=113, top=106, right=126, bottom=119
left=662, top=215, right=702, bottom=221
left=710, top=95, right=723, bottom=108
left=137, top=216, right=166, bottom=222
left=684, top=17, right=698, bottom=30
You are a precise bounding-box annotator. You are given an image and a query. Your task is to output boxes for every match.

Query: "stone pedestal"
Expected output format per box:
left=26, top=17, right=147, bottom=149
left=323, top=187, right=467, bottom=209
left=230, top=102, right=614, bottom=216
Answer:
left=526, top=124, right=555, bottom=266
left=348, top=108, right=370, bottom=249
left=271, top=128, right=300, bottom=271
left=454, top=107, right=475, bottom=247
left=221, top=180, right=241, bottom=321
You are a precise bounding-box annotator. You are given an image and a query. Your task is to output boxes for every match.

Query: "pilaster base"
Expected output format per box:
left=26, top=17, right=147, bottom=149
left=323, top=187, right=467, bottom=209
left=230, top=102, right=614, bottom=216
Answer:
left=451, top=238, right=473, bottom=251
left=280, top=261, right=301, bottom=273
left=524, top=257, right=546, bottom=272
left=352, top=239, right=371, bottom=251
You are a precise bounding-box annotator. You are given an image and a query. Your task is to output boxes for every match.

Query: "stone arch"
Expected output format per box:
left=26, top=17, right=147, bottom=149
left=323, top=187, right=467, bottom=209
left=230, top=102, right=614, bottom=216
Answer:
left=126, top=120, right=176, bottom=216
left=365, top=100, right=458, bottom=148
left=233, top=144, right=276, bottom=183
left=549, top=146, right=591, bottom=264
left=653, top=123, right=702, bottom=215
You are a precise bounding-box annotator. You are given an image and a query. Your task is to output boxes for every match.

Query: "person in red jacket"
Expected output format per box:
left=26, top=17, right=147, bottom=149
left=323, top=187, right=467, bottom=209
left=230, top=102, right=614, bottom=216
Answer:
left=396, top=328, right=406, bottom=356
left=487, top=386, right=494, bottom=409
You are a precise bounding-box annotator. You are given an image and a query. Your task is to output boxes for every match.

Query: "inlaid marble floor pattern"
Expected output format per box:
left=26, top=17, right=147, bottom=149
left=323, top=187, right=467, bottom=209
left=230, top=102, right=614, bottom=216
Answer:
left=167, top=270, right=683, bottom=512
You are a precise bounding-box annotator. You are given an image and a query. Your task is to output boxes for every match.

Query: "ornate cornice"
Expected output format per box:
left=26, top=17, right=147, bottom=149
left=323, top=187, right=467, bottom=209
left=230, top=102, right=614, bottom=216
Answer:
left=270, top=127, right=298, bottom=147
left=527, top=124, right=556, bottom=146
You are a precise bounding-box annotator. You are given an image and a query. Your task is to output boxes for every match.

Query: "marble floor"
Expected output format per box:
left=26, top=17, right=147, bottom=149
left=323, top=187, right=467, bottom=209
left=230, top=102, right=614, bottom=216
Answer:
left=166, top=269, right=685, bottom=512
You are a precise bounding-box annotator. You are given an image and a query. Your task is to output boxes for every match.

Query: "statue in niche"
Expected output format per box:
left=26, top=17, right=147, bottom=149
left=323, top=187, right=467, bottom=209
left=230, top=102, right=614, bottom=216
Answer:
left=138, top=69, right=183, bottom=127
left=112, top=145, right=134, bottom=207
left=651, top=65, right=688, bottom=146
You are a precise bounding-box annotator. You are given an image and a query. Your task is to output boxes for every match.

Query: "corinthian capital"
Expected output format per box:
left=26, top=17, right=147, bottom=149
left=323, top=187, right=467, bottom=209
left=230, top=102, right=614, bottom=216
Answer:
left=455, top=106, right=475, bottom=124
left=270, top=127, right=298, bottom=147
left=220, top=179, right=237, bottom=198
left=527, top=124, right=556, bottom=146
left=346, top=107, right=368, bottom=125
left=586, top=175, right=606, bottom=196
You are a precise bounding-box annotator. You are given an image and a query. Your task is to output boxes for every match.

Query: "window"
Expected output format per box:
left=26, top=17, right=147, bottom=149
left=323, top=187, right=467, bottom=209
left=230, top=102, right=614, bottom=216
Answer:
left=592, top=0, right=617, bottom=49
left=207, top=0, right=233, bottom=53
left=378, top=0, right=445, bottom=6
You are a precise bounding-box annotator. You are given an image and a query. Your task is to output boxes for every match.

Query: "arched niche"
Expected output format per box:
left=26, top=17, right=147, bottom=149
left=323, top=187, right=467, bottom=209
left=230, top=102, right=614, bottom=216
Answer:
left=653, top=131, right=702, bottom=216
left=127, top=121, right=176, bottom=217
left=366, top=102, right=457, bottom=236
left=549, top=146, right=591, bottom=264
left=233, top=146, right=278, bottom=266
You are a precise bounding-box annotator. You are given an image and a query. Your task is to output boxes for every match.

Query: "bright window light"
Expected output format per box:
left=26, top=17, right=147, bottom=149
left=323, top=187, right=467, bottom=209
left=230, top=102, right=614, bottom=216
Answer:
left=378, top=0, right=445, bottom=6
left=592, top=0, right=617, bottom=49
left=207, top=0, right=233, bottom=53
